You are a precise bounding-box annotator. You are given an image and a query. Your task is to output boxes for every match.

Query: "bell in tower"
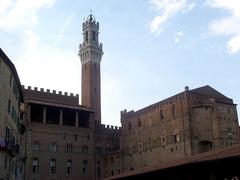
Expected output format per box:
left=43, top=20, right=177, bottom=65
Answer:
left=79, top=14, right=103, bottom=123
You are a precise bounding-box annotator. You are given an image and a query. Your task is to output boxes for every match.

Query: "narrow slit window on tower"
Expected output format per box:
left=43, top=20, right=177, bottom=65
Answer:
left=92, top=31, right=96, bottom=41
left=85, top=31, right=88, bottom=42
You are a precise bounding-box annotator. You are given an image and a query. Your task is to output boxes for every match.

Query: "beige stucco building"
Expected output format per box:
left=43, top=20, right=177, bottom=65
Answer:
left=0, top=49, right=25, bottom=180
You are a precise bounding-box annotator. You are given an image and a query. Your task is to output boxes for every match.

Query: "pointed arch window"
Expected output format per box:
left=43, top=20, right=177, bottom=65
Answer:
left=160, top=109, right=164, bottom=120
left=138, top=118, right=141, bottom=127
left=50, top=159, right=56, bottom=173
left=172, top=105, right=176, bottom=118
left=82, top=160, right=87, bottom=176
left=66, top=160, right=72, bottom=175
left=32, top=158, right=39, bottom=173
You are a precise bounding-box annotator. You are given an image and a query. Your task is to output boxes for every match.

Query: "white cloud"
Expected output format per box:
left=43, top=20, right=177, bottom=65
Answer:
left=149, top=0, right=195, bottom=34
left=22, top=30, right=40, bottom=49
left=227, top=35, right=240, bottom=54
left=206, top=0, right=240, bottom=17
left=207, top=0, right=240, bottom=54
left=0, top=0, right=56, bottom=31
left=16, top=45, right=81, bottom=94
left=54, top=14, right=74, bottom=46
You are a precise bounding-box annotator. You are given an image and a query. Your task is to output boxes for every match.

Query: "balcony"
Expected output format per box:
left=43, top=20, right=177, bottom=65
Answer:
left=6, top=141, right=19, bottom=156
left=0, top=137, right=19, bottom=156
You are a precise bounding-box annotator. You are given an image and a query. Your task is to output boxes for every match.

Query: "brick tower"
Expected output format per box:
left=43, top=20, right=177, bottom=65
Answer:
left=79, top=14, right=103, bottom=123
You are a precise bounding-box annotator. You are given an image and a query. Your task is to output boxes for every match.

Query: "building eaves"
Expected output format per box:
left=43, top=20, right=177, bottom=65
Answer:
left=107, top=144, right=240, bottom=179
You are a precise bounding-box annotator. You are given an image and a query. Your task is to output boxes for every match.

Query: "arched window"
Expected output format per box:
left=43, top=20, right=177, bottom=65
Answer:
left=172, top=105, right=176, bottom=118
left=138, top=118, right=141, bottom=127
left=32, top=158, right=39, bottom=173
left=66, top=160, right=72, bottom=175
left=82, top=160, right=87, bottom=176
left=92, top=31, right=96, bottom=41
left=160, top=109, right=164, bottom=120
left=50, top=159, right=56, bottom=173
left=85, top=31, right=88, bottom=42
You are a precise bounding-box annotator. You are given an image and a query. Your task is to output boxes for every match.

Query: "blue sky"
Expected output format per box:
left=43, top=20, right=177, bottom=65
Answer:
left=1, top=0, right=240, bottom=126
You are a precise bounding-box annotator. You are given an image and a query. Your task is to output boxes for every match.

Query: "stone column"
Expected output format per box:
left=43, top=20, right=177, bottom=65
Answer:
left=43, top=107, right=46, bottom=124
left=60, top=109, right=63, bottom=126
left=75, top=111, right=79, bottom=127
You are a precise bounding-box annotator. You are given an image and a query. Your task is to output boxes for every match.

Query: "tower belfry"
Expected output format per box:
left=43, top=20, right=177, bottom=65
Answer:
left=79, top=14, right=103, bottom=123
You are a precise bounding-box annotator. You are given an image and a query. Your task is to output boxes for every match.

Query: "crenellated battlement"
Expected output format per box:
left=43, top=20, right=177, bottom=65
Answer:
left=101, top=124, right=121, bottom=131
left=120, top=109, right=134, bottom=118
left=22, top=85, right=79, bottom=98
left=22, top=85, right=80, bottom=106
left=95, top=122, right=121, bottom=131
left=120, top=92, right=187, bottom=120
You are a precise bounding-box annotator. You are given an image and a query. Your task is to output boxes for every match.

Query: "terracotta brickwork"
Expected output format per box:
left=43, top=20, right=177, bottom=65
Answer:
left=1, top=15, right=240, bottom=180
left=23, top=86, right=79, bottom=106
left=120, top=86, right=239, bottom=174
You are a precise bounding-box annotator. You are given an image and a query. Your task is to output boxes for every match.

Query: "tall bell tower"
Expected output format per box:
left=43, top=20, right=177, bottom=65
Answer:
left=79, top=14, right=103, bottom=123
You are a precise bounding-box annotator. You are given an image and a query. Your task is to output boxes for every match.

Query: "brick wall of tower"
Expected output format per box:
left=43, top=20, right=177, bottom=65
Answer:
left=82, top=62, right=101, bottom=122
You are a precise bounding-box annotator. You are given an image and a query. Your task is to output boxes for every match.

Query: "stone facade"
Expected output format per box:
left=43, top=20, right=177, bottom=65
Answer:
left=0, top=14, right=240, bottom=180
left=0, top=49, right=25, bottom=180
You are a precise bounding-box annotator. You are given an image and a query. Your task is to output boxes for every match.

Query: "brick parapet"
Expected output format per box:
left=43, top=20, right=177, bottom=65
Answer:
left=22, top=85, right=79, bottom=106
left=120, top=93, right=186, bottom=120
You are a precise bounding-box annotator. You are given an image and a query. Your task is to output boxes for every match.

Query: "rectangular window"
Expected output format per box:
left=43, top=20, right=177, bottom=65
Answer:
left=8, top=99, right=11, bottom=113
left=92, top=31, right=96, bottom=41
left=174, top=134, right=180, bottom=143
left=32, top=142, right=40, bottom=151
left=85, top=31, right=88, bottom=42
left=67, top=144, right=72, bottom=153
left=11, top=105, right=14, bottom=118
left=5, top=127, right=10, bottom=142
left=4, top=155, right=7, bottom=169
left=49, top=143, right=57, bottom=152
left=10, top=74, right=12, bottom=87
